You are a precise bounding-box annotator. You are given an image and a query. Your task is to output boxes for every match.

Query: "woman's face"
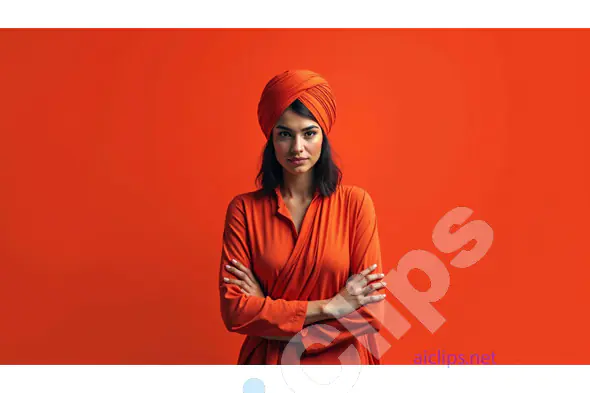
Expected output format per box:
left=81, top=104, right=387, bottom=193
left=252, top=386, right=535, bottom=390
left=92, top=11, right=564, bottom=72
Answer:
left=272, top=108, right=324, bottom=176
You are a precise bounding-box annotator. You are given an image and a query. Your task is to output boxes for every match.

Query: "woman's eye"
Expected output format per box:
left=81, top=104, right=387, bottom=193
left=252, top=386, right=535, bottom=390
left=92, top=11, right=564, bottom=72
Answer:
left=277, top=130, right=316, bottom=138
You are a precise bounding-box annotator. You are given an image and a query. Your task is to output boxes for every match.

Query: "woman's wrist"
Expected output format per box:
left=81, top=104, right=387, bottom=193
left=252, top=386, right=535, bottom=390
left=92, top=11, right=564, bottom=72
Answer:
left=320, top=297, right=335, bottom=319
left=304, top=299, right=333, bottom=325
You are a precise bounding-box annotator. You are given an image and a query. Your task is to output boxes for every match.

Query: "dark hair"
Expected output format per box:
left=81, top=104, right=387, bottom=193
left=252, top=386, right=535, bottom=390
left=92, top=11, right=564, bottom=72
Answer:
left=255, top=99, right=342, bottom=197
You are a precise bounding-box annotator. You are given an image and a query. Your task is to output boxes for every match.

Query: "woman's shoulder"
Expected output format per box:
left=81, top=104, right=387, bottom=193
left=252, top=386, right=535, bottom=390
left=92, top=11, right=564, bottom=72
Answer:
left=334, top=184, right=377, bottom=216
left=226, top=188, right=270, bottom=207
left=335, top=184, right=371, bottom=201
left=223, top=189, right=266, bottom=221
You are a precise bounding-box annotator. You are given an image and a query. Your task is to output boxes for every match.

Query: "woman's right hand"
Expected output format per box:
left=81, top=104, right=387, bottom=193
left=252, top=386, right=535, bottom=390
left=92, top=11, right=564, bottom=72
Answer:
left=323, top=264, right=387, bottom=319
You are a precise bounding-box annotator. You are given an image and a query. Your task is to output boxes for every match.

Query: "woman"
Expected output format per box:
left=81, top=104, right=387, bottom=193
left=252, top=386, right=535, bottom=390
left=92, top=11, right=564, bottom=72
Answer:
left=219, top=69, right=387, bottom=365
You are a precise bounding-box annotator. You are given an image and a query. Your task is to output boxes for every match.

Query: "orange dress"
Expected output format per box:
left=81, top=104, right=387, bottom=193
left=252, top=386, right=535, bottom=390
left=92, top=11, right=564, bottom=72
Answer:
left=218, top=184, right=385, bottom=364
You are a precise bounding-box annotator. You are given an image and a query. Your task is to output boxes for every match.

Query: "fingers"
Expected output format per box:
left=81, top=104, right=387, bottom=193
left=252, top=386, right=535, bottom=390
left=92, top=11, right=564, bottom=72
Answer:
left=362, top=281, right=387, bottom=296
left=360, top=293, right=387, bottom=306
left=346, top=265, right=385, bottom=296
left=230, top=259, right=255, bottom=279
left=350, top=268, right=383, bottom=288
left=224, top=259, right=260, bottom=296
left=366, top=273, right=385, bottom=283
left=223, top=277, right=252, bottom=295
left=225, top=262, right=256, bottom=288
left=223, top=277, right=247, bottom=288
left=359, top=263, right=378, bottom=277
left=229, top=259, right=258, bottom=286
left=225, top=264, right=248, bottom=280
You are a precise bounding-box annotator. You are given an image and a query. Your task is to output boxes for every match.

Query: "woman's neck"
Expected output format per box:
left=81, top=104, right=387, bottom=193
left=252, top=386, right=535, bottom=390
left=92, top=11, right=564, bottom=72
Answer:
left=281, top=171, right=315, bottom=201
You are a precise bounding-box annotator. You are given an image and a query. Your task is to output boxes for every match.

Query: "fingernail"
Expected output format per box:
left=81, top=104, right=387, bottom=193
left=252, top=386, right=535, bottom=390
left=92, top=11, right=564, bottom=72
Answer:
left=380, top=273, right=385, bottom=277
left=223, top=277, right=229, bottom=282
left=382, top=282, right=387, bottom=286
left=372, top=264, right=377, bottom=268
left=225, top=265, right=231, bottom=269
left=231, top=259, right=238, bottom=264
left=382, top=294, right=387, bottom=298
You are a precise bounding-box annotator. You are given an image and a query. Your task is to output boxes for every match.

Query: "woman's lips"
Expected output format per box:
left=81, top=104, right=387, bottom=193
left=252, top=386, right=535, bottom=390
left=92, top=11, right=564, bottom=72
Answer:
left=288, top=158, right=307, bottom=165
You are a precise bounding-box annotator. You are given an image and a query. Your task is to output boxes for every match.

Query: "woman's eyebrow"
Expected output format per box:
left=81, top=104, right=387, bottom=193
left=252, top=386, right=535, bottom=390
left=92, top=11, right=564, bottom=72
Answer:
left=276, top=125, right=319, bottom=131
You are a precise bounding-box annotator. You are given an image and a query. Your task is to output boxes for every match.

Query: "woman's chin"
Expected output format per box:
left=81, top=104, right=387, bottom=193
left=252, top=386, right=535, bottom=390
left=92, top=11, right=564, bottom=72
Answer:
left=284, top=166, right=311, bottom=176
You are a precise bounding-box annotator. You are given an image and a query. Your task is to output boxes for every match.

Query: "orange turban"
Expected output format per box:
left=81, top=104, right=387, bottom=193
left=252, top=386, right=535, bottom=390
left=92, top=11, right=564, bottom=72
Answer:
left=257, top=70, right=337, bottom=140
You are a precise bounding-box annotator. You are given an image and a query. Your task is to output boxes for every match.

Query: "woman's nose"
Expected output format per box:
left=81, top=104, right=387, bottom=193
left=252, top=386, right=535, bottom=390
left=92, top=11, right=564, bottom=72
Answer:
left=291, top=136, right=304, bottom=153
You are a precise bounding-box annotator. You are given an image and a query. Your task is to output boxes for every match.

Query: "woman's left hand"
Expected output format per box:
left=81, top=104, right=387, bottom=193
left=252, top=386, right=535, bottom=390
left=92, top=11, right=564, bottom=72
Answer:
left=224, top=259, right=265, bottom=298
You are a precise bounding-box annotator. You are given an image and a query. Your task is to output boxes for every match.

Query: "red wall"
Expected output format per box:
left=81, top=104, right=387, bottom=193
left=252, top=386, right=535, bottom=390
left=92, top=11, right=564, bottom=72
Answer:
left=1, top=29, right=589, bottom=364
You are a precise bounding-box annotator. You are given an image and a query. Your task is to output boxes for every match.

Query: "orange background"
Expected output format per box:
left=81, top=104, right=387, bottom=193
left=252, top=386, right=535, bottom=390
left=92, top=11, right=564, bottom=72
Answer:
left=1, top=29, right=588, bottom=364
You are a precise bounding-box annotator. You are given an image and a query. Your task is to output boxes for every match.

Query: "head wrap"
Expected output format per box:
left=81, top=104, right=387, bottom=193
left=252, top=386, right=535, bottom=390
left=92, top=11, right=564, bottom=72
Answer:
left=257, top=70, right=337, bottom=140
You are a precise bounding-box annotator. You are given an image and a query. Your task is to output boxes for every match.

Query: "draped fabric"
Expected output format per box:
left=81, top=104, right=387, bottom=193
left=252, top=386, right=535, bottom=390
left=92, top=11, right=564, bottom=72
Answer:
left=218, top=184, right=386, bottom=364
left=257, top=69, right=337, bottom=139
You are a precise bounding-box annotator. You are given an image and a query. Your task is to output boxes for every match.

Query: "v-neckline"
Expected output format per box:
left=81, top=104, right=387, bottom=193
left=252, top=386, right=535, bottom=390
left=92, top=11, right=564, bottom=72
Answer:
left=267, top=185, right=325, bottom=298
left=286, top=200, right=312, bottom=235
left=274, top=185, right=320, bottom=238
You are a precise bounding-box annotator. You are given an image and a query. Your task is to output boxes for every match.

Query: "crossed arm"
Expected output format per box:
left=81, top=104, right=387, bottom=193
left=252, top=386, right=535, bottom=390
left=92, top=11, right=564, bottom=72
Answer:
left=223, top=258, right=386, bottom=342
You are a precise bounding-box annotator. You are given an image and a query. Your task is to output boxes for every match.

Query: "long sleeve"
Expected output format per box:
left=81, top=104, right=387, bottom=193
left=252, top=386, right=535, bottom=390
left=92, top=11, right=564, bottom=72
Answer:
left=219, top=196, right=308, bottom=337
left=301, top=188, right=385, bottom=354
